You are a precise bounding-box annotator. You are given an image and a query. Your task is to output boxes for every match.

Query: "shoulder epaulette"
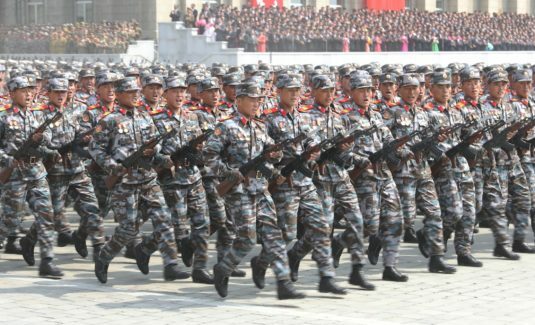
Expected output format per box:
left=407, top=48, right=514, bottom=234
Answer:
left=31, top=103, right=49, bottom=111
left=298, top=105, right=313, bottom=113
left=101, top=111, right=113, bottom=118
left=262, top=107, right=278, bottom=115
left=339, top=97, right=350, bottom=103
left=424, top=102, right=434, bottom=110
left=149, top=107, right=165, bottom=116
left=87, top=104, right=100, bottom=110
left=0, top=104, right=11, bottom=111
left=218, top=115, right=233, bottom=122
left=340, top=107, right=352, bottom=115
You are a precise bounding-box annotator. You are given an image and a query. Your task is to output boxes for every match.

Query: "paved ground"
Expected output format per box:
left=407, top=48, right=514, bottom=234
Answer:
left=0, top=213, right=534, bottom=325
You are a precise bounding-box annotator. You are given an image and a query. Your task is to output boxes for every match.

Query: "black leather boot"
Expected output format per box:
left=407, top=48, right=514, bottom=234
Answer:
left=332, top=237, right=344, bottom=268
left=164, top=264, right=190, bottom=281
left=213, top=264, right=229, bottom=298
left=403, top=227, right=418, bottom=243
left=57, top=232, right=73, bottom=247
left=4, top=236, right=22, bottom=254
left=39, top=258, right=64, bottom=279
left=416, top=229, right=430, bottom=258
left=277, top=280, right=306, bottom=300
left=429, top=255, right=457, bottom=274
left=192, top=269, right=214, bottom=284
left=20, top=236, right=36, bottom=266
left=349, top=264, right=375, bottom=290
left=135, top=243, right=151, bottom=275
left=457, top=254, right=483, bottom=267
left=72, top=230, right=88, bottom=258
left=493, top=244, right=520, bottom=260
left=94, top=252, right=109, bottom=284
left=288, top=249, right=301, bottom=282
left=443, top=229, right=452, bottom=253
left=123, top=243, right=137, bottom=259
left=382, top=266, right=409, bottom=282
left=181, top=237, right=193, bottom=267
left=367, top=234, right=382, bottom=265
left=251, top=256, right=266, bottom=289
left=319, top=276, right=347, bottom=294
left=512, top=241, right=535, bottom=253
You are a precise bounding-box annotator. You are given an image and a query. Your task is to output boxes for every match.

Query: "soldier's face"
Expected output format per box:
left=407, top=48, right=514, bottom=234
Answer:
left=199, top=88, right=220, bottom=107
left=513, top=81, right=532, bottom=99
left=165, top=87, right=187, bottom=109
left=48, top=90, right=68, bottom=108
left=341, top=76, right=351, bottom=93
left=379, top=82, right=396, bottom=101
left=237, top=96, right=260, bottom=118
left=223, top=85, right=236, bottom=101
left=399, top=85, right=419, bottom=105
left=97, top=83, right=116, bottom=104
left=452, top=74, right=460, bottom=86
left=371, top=76, right=380, bottom=90
left=461, top=79, right=481, bottom=100
left=350, top=87, right=372, bottom=108
left=313, top=88, right=335, bottom=107
left=430, top=84, right=451, bottom=104
left=116, top=90, right=138, bottom=108
left=188, top=84, right=199, bottom=100
left=142, top=84, right=163, bottom=105
left=10, top=88, right=33, bottom=108
left=278, top=87, right=301, bottom=109
left=81, top=77, right=95, bottom=92
left=488, top=81, right=508, bottom=100
left=68, top=81, right=77, bottom=100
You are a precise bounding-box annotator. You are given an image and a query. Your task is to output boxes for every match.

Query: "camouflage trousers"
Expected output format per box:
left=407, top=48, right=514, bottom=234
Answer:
left=218, top=191, right=290, bottom=281
left=0, top=177, right=55, bottom=259
left=520, top=161, right=535, bottom=235
left=203, top=178, right=235, bottom=262
left=266, top=183, right=335, bottom=278
left=472, top=166, right=484, bottom=215
left=394, top=173, right=444, bottom=256
left=48, top=172, right=105, bottom=246
left=487, top=160, right=531, bottom=242
left=354, top=176, right=402, bottom=267
left=434, top=160, right=476, bottom=256
left=162, top=179, right=209, bottom=270
left=99, top=178, right=178, bottom=266
left=314, top=177, right=365, bottom=265
left=88, top=168, right=109, bottom=216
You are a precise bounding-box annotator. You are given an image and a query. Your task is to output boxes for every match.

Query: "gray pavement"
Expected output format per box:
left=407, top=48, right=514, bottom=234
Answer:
left=1, top=213, right=534, bottom=325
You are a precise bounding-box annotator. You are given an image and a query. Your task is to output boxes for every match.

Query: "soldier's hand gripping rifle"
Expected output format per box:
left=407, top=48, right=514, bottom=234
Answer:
left=444, top=120, right=505, bottom=162
left=315, top=125, right=378, bottom=169
left=348, top=128, right=422, bottom=180
left=171, top=129, right=213, bottom=167
left=482, top=119, right=525, bottom=153
left=509, top=116, right=535, bottom=151
left=0, top=111, right=63, bottom=184
left=104, top=128, right=177, bottom=189
left=216, top=132, right=309, bottom=196
left=411, top=121, right=475, bottom=161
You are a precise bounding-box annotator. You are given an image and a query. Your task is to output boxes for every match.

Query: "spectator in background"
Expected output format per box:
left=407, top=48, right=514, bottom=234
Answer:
left=170, top=5, right=181, bottom=22
left=374, top=34, right=382, bottom=52
left=257, top=32, right=267, bottom=52
left=401, top=34, right=409, bottom=52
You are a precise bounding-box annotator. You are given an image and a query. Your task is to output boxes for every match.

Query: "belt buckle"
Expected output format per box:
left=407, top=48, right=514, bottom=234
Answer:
left=256, top=170, right=262, bottom=179
left=30, top=156, right=37, bottom=164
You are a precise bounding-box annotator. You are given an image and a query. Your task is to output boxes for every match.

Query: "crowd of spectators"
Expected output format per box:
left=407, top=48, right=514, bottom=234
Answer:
left=0, top=21, right=141, bottom=54
left=181, top=4, right=535, bottom=52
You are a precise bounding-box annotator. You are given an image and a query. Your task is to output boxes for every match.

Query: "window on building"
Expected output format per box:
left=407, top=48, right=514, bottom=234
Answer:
left=436, top=0, right=445, bottom=11
left=27, top=0, right=44, bottom=25
left=76, top=0, right=93, bottom=22
left=290, top=0, right=306, bottom=7
left=329, top=0, right=343, bottom=7
left=405, top=0, right=416, bottom=10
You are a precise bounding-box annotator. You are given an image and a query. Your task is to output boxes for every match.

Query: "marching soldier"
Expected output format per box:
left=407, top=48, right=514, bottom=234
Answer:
left=299, top=75, right=374, bottom=290
left=33, top=77, right=105, bottom=261
left=90, top=77, right=185, bottom=283
left=424, top=71, right=482, bottom=267
left=151, top=76, right=213, bottom=283
left=205, top=82, right=305, bottom=300
left=262, top=74, right=346, bottom=294
left=0, top=76, right=63, bottom=278
left=342, top=72, right=409, bottom=281
left=383, top=74, right=455, bottom=273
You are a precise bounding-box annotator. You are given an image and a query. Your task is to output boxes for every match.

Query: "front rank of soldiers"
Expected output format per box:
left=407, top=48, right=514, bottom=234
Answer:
left=0, top=59, right=534, bottom=300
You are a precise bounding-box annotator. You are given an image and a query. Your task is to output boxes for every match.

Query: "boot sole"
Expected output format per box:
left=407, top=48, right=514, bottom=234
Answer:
left=39, top=273, right=63, bottom=279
